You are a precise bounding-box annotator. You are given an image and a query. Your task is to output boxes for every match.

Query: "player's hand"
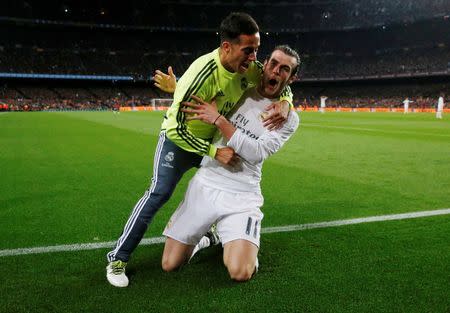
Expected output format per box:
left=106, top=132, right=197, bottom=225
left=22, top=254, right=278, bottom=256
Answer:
left=262, top=100, right=290, bottom=130
left=181, top=95, right=221, bottom=125
left=215, top=147, right=240, bottom=166
left=153, top=66, right=177, bottom=94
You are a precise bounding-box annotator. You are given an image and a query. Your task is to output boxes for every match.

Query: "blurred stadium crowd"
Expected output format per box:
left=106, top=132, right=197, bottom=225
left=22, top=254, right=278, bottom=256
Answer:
left=2, top=80, right=447, bottom=112
left=0, top=84, right=162, bottom=111
left=0, top=0, right=449, bottom=111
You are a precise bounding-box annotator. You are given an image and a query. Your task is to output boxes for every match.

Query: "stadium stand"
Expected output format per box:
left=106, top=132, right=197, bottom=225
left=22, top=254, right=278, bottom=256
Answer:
left=3, top=0, right=450, bottom=31
left=0, top=0, right=449, bottom=111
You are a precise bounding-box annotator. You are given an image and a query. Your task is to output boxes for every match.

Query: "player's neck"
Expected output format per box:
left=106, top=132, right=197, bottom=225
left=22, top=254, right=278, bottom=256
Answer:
left=219, top=48, right=236, bottom=73
left=257, top=82, right=280, bottom=99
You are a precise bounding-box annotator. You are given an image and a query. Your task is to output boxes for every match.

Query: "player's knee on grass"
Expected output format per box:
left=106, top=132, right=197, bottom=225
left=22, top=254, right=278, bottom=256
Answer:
left=223, top=240, right=259, bottom=281
left=161, top=239, right=193, bottom=272
left=161, top=255, right=182, bottom=272
left=225, top=260, right=255, bottom=282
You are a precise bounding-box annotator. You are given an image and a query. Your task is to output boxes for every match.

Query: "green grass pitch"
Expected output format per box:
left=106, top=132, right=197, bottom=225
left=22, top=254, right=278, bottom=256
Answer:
left=0, top=111, right=449, bottom=313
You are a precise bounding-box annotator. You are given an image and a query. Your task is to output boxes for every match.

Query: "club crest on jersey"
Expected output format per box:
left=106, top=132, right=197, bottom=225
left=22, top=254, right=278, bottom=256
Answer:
left=240, top=77, right=248, bottom=90
left=164, top=152, right=174, bottom=162
left=259, top=111, right=270, bottom=121
left=162, top=151, right=175, bottom=168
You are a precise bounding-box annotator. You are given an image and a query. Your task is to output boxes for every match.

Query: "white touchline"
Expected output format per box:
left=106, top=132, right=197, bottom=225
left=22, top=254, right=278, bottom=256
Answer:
left=301, top=123, right=450, bottom=138
left=262, top=208, right=450, bottom=233
left=0, top=237, right=166, bottom=257
left=1, top=208, right=449, bottom=257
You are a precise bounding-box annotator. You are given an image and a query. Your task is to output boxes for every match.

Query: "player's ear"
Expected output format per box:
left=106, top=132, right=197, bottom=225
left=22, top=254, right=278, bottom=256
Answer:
left=288, top=74, right=297, bottom=84
left=221, top=41, right=231, bottom=53
left=262, top=58, right=269, bottom=71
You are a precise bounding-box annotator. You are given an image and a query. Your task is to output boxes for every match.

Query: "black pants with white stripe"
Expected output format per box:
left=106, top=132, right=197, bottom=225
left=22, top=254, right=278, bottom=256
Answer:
left=107, top=132, right=203, bottom=262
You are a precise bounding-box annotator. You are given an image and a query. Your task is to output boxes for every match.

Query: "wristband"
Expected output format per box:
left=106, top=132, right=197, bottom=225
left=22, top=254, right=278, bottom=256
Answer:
left=213, top=114, right=222, bottom=125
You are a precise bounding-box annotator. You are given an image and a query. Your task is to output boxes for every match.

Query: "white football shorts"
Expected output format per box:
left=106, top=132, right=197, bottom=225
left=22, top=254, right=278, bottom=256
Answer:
left=163, top=175, right=264, bottom=248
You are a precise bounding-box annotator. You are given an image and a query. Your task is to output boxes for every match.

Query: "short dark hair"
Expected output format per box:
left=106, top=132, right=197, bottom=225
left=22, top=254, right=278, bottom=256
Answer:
left=219, top=12, right=259, bottom=43
left=270, top=45, right=301, bottom=77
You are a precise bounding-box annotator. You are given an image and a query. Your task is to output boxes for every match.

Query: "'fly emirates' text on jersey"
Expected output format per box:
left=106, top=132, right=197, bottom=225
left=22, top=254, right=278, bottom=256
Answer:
left=196, top=87, right=300, bottom=193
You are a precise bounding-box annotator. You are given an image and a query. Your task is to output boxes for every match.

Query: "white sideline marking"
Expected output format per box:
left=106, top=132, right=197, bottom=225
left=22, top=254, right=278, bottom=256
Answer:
left=1, top=208, right=449, bottom=257
left=0, top=237, right=166, bottom=258
left=262, top=208, right=450, bottom=234
left=302, top=123, right=450, bottom=137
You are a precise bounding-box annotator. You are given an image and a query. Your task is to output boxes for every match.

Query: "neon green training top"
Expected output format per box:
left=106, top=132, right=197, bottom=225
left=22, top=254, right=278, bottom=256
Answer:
left=161, top=48, right=293, bottom=158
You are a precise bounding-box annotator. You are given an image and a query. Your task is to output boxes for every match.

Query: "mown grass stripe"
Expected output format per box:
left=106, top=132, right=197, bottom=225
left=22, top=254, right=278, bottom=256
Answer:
left=1, top=208, right=449, bottom=257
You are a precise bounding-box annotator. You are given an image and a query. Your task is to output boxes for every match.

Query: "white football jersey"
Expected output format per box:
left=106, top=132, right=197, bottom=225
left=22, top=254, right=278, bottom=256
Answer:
left=195, top=87, right=300, bottom=193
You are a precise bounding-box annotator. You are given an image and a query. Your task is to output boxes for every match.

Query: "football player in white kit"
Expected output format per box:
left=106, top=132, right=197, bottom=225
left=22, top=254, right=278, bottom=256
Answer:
left=436, top=95, right=444, bottom=119
left=319, top=96, right=327, bottom=113
left=160, top=45, right=300, bottom=281
left=403, top=98, right=413, bottom=114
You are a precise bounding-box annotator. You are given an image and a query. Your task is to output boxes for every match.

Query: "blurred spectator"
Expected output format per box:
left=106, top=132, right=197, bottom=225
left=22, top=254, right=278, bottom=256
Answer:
left=0, top=17, right=449, bottom=80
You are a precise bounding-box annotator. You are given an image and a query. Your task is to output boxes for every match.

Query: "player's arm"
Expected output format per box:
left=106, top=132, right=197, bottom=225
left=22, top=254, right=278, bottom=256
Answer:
left=237, top=123, right=297, bottom=163
left=168, top=77, right=220, bottom=157
left=181, top=95, right=299, bottom=164
left=152, top=62, right=217, bottom=158
left=263, top=85, right=293, bottom=130
left=155, top=65, right=238, bottom=165
left=153, top=66, right=176, bottom=94
left=181, top=95, right=236, bottom=140
left=225, top=112, right=299, bottom=164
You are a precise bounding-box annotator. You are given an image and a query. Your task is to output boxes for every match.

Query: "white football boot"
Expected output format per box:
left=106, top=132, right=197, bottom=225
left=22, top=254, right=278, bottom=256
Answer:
left=106, top=260, right=129, bottom=287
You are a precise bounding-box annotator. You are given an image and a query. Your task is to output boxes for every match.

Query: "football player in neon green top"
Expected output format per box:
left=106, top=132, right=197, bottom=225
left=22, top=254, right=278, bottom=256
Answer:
left=106, top=12, right=293, bottom=288
left=160, top=45, right=293, bottom=159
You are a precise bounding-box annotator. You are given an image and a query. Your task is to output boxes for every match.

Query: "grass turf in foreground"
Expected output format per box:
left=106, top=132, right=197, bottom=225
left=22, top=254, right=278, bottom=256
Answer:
left=2, top=111, right=448, bottom=249
left=0, top=111, right=449, bottom=312
left=1, top=215, right=449, bottom=313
